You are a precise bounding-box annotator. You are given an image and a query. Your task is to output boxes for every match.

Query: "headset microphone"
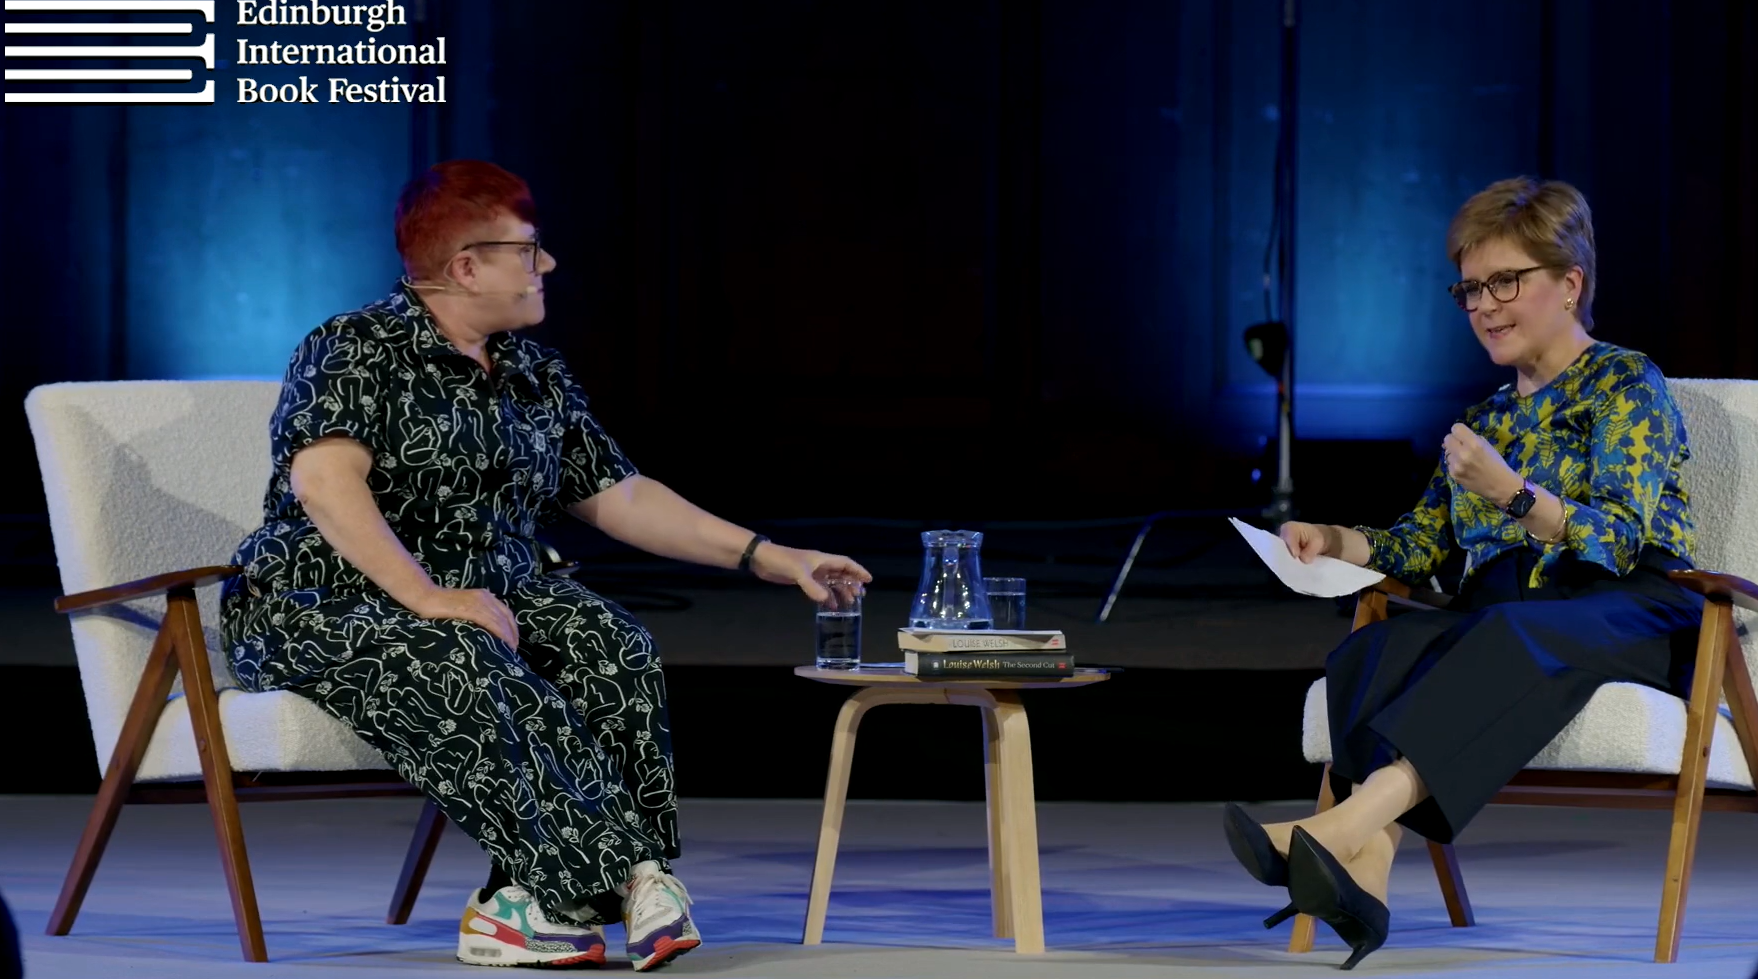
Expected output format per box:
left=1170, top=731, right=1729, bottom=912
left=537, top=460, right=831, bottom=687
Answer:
left=403, top=277, right=539, bottom=299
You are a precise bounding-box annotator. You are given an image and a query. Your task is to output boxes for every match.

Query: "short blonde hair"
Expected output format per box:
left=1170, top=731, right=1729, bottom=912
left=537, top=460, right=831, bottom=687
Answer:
left=1446, top=176, right=1597, bottom=329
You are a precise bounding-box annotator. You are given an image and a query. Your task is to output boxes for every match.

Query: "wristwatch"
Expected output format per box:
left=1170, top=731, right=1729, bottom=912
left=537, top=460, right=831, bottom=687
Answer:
left=737, top=533, right=769, bottom=575
left=1504, top=479, right=1536, bottom=519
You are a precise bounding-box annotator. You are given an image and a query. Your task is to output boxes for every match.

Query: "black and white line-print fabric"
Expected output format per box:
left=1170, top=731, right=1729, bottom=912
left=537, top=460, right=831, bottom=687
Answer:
left=220, top=282, right=677, bottom=919
left=228, top=577, right=675, bottom=919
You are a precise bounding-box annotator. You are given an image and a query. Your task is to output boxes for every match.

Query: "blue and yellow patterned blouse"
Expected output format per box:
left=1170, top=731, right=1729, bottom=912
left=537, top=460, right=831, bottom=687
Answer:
left=1360, top=341, right=1695, bottom=589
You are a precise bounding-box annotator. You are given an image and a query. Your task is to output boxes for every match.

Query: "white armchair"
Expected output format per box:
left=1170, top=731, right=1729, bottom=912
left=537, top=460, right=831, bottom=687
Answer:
left=24, top=381, right=447, bottom=961
left=1293, top=378, right=1758, bottom=963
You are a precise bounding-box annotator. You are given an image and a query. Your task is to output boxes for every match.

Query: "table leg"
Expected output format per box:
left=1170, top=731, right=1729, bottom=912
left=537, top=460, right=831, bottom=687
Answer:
left=990, top=691, right=1045, bottom=954
left=803, top=689, right=874, bottom=944
left=982, top=704, right=1013, bottom=939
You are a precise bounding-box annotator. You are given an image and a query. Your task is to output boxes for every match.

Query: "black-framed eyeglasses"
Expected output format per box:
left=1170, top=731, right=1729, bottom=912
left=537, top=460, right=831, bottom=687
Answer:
left=461, top=235, right=543, bottom=273
left=1446, top=265, right=1562, bottom=311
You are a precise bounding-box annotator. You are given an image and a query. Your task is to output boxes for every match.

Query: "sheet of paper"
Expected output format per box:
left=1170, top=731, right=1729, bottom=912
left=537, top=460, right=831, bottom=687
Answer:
left=1228, top=517, right=1386, bottom=598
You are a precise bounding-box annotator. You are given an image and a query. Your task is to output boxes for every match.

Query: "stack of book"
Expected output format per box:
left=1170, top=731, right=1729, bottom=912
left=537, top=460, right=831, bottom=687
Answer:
left=897, top=628, right=1073, bottom=677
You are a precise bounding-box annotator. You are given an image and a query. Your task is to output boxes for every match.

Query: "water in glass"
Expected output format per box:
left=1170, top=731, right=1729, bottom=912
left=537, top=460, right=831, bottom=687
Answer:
left=815, top=578, right=863, bottom=669
left=986, top=578, right=1026, bottom=629
left=815, top=610, right=861, bottom=669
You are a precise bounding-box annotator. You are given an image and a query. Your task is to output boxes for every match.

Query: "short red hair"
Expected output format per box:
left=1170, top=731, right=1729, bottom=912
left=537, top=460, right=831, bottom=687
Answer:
left=394, top=160, right=539, bottom=280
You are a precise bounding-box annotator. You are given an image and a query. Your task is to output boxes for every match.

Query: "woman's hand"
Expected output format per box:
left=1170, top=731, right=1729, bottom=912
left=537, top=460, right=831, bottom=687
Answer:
left=750, top=543, right=873, bottom=604
left=1279, top=521, right=1342, bottom=564
left=1442, top=423, right=1522, bottom=505
left=405, top=586, right=520, bottom=650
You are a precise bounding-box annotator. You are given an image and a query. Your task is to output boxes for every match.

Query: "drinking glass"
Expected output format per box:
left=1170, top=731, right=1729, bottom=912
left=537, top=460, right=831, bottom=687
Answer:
left=814, top=577, right=863, bottom=669
left=984, top=577, right=1026, bottom=630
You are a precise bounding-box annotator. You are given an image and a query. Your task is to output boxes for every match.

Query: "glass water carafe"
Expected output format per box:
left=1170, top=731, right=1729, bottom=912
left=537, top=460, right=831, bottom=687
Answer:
left=908, top=529, right=993, bottom=629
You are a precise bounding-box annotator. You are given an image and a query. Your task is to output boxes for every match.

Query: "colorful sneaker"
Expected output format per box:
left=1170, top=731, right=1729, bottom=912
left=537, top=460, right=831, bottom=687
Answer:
left=622, top=863, right=701, bottom=971
left=457, top=885, right=608, bottom=968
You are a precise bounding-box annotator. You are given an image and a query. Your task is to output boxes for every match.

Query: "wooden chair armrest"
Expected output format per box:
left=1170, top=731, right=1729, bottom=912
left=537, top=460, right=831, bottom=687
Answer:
left=1667, top=569, right=1758, bottom=613
left=54, top=542, right=584, bottom=616
left=1370, top=577, right=1456, bottom=611
left=55, top=565, right=243, bottom=614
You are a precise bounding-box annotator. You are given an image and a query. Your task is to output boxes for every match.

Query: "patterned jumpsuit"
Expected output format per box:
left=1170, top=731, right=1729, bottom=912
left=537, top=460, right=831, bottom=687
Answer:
left=221, top=284, right=676, bottom=922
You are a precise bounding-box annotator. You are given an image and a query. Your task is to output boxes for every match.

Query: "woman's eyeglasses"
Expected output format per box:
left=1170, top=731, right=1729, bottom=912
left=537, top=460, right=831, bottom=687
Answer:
left=1446, top=265, right=1561, bottom=311
left=461, top=236, right=543, bottom=274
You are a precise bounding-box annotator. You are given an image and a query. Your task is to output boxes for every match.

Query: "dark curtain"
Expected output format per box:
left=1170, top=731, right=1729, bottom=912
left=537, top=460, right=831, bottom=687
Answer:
left=3, top=0, right=1755, bottom=523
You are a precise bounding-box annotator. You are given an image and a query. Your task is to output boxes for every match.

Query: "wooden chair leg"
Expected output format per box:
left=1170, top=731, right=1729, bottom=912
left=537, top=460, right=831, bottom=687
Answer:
left=168, top=586, right=267, bottom=963
left=387, top=798, right=448, bottom=925
left=1426, top=840, right=1474, bottom=926
left=46, top=619, right=181, bottom=937
left=982, top=706, right=1013, bottom=939
left=1655, top=599, right=1732, bottom=964
left=1719, top=633, right=1758, bottom=805
left=802, top=689, right=877, bottom=944
left=989, top=691, right=1045, bottom=954
left=1288, top=763, right=1336, bottom=954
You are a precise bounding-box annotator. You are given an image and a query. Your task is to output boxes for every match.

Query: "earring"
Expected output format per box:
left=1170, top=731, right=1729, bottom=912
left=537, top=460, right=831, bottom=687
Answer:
left=1565, top=297, right=1576, bottom=309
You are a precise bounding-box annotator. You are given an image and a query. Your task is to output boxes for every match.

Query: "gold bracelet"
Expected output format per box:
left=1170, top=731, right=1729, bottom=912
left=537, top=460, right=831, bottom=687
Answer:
left=1527, top=507, right=1568, bottom=546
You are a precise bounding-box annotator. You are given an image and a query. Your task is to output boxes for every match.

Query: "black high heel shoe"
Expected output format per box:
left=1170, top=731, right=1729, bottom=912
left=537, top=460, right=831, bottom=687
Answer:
left=1261, top=902, right=1298, bottom=929
left=1286, top=826, right=1390, bottom=971
left=1221, top=804, right=1298, bottom=929
left=1222, top=803, right=1288, bottom=885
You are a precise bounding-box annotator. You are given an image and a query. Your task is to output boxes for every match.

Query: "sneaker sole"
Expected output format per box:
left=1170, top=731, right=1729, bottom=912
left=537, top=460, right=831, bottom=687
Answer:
left=458, top=909, right=608, bottom=971
left=458, top=933, right=608, bottom=968
left=631, top=936, right=700, bottom=972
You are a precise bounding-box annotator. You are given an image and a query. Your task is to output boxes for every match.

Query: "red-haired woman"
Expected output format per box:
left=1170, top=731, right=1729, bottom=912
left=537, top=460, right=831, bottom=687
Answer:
left=221, top=160, right=871, bottom=971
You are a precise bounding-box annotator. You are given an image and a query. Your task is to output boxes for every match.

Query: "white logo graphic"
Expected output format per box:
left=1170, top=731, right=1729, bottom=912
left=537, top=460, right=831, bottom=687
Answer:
left=5, top=0, right=215, bottom=104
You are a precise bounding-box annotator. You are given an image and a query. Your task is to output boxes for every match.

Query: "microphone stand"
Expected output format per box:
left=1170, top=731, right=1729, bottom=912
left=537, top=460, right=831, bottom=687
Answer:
left=1264, top=0, right=1299, bottom=531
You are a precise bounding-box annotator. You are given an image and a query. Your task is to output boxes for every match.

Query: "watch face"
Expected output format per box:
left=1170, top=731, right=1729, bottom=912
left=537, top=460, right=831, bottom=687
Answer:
left=1507, top=489, right=1536, bottom=518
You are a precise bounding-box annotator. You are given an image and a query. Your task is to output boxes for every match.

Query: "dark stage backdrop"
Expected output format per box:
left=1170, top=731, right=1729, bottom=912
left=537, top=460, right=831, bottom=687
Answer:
left=3, top=0, right=1755, bottom=526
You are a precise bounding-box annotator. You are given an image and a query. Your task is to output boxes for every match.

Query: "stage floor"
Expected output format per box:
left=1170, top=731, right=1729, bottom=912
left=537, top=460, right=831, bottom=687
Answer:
left=3, top=796, right=1755, bottom=978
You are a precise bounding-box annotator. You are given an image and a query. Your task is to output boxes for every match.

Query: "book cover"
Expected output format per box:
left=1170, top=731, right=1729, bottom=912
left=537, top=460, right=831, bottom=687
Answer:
left=904, top=651, right=1075, bottom=676
left=897, top=629, right=1067, bottom=652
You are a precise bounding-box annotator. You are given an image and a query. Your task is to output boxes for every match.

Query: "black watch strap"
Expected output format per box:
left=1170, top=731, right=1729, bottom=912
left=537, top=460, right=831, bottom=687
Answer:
left=738, top=534, right=769, bottom=574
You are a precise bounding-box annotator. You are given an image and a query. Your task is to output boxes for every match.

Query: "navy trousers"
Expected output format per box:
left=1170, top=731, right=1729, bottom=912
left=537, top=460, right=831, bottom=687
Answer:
left=1324, top=546, right=1702, bottom=843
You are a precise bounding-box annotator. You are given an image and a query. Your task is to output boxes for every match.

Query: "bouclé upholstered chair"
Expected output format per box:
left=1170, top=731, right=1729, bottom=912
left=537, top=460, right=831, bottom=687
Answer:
left=25, top=381, right=466, bottom=962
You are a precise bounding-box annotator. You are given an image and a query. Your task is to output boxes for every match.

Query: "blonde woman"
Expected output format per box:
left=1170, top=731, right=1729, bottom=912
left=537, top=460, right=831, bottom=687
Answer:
left=1223, top=177, right=1700, bottom=969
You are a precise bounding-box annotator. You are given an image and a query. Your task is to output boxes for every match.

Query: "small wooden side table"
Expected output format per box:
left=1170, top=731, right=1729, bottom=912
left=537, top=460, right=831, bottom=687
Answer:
left=794, top=665, right=1109, bottom=954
